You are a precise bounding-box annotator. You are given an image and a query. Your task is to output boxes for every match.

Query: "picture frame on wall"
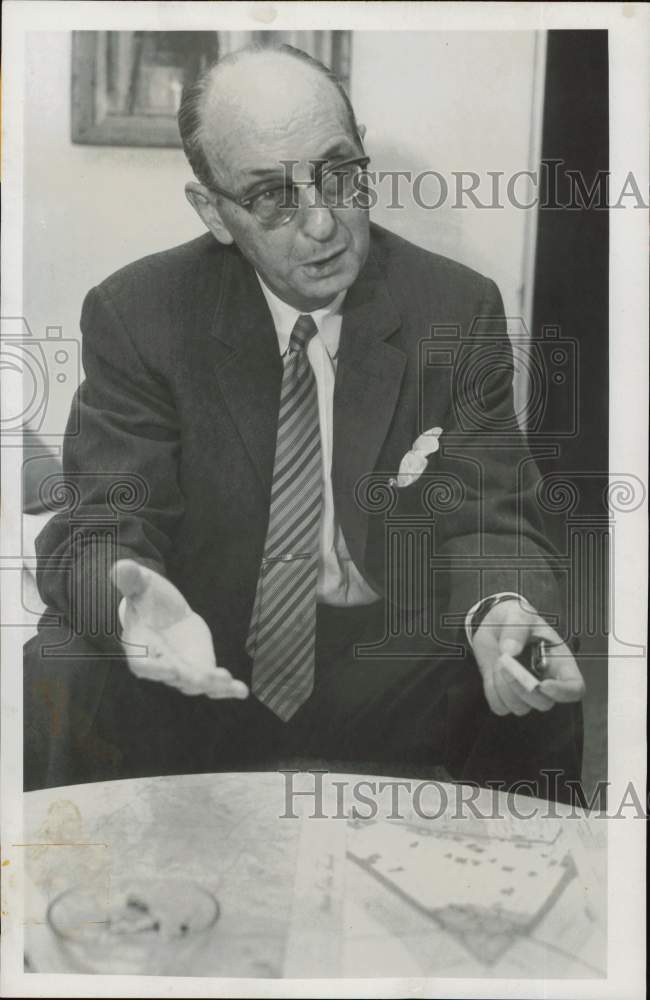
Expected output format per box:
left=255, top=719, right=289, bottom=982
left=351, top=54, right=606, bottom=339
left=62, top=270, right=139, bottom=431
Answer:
left=70, top=30, right=352, bottom=147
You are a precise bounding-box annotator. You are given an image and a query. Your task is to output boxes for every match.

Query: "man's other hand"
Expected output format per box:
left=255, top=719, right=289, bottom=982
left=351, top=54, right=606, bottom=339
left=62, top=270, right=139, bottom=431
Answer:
left=471, top=598, right=585, bottom=716
left=112, top=559, right=249, bottom=700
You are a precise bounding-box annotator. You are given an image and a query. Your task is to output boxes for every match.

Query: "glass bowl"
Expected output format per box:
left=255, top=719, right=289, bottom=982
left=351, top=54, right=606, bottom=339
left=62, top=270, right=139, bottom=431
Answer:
left=46, top=877, right=220, bottom=974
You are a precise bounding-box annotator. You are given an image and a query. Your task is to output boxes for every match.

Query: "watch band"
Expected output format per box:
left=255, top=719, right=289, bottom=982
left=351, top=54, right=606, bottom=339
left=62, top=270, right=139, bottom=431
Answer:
left=466, top=592, right=582, bottom=655
left=467, top=592, right=536, bottom=642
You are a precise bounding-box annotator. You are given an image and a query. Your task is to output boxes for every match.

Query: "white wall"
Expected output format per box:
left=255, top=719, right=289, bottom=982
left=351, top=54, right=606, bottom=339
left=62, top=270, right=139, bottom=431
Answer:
left=23, top=32, right=203, bottom=436
left=351, top=31, right=542, bottom=317
left=23, top=30, right=543, bottom=434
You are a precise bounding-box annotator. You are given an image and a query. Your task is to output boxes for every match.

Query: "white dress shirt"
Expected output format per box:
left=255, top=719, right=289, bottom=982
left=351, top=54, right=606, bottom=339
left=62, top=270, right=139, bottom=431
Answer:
left=257, top=275, right=381, bottom=607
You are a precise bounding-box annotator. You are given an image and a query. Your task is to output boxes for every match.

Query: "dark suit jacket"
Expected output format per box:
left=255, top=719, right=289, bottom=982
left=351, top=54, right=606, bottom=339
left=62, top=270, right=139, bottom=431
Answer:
left=36, top=224, right=564, bottom=678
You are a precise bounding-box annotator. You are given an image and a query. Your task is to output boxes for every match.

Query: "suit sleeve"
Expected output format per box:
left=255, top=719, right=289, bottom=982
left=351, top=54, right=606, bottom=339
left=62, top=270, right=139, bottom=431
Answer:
left=432, top=278, right=568, bottom=640
left=35, top=283, right=184, bottom=648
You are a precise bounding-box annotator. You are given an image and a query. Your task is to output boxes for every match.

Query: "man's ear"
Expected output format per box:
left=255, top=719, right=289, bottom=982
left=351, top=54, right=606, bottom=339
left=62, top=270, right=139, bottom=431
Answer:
left=185, top=182, right=234, bottom=246
left=357, top=123, right=367, bottom=144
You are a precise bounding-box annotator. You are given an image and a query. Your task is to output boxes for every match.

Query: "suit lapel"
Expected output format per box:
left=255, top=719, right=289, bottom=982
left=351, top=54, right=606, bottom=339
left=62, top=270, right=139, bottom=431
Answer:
left=207, top=238, right=405, bottom=556
left=211, top=249, right=283, bottom=496
left=333, top=246, right=405, bottom=564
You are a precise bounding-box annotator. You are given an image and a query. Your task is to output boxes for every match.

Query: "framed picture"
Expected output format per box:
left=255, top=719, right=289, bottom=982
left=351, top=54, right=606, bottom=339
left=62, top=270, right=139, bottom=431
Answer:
left=71, top=30, right=352, bottom=147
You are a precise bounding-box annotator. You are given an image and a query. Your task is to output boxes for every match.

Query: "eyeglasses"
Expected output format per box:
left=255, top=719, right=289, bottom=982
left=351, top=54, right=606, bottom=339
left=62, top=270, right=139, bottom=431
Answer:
left=207, top=155, right=371, bottom=229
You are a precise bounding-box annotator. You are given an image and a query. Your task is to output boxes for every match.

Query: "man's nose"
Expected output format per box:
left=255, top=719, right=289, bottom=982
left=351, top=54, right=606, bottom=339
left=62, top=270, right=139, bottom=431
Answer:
left=296, top=184, right=337, bottom=242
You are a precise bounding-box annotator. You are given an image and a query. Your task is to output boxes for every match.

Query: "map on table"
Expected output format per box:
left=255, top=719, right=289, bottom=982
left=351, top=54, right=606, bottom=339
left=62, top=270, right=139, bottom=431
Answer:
left=287, top=811, right=606, bottom=978
left=24, top=774, right=607, bottom=979
left=347, top=820, right=573, bottom=964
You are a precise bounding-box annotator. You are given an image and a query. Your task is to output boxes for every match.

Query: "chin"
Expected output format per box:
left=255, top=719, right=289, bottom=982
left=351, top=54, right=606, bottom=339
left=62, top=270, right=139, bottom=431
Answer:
left=297, top=279, right=348, bottom=310
left=307, top=265, right=359, bottom=298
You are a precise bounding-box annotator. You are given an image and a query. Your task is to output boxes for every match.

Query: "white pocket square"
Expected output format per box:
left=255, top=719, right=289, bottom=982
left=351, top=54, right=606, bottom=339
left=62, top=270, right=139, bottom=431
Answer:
left=390, top=427, right=443, bottom=488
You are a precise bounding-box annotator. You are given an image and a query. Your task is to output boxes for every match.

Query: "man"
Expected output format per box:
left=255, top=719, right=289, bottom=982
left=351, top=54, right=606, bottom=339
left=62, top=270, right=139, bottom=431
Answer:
left=25, top=44, right=584, bottom=796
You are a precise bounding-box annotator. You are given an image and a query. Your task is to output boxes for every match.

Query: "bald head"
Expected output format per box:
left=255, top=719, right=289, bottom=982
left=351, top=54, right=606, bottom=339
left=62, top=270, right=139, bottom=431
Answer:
left=178, top=44, right=359, bottom=189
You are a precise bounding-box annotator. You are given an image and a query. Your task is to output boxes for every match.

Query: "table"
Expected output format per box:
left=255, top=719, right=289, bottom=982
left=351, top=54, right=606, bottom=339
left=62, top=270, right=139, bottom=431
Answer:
left=23, top=772, right=607, bottom=979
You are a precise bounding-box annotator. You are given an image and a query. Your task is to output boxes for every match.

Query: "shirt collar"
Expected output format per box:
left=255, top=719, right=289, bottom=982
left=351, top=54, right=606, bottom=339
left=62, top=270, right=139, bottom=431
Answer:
left=256, top=273, right=346, bottom=358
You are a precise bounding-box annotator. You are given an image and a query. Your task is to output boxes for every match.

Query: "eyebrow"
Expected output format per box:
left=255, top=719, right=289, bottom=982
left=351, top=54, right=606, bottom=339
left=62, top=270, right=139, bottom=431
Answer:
left=240, top=139, right=360, bottom=185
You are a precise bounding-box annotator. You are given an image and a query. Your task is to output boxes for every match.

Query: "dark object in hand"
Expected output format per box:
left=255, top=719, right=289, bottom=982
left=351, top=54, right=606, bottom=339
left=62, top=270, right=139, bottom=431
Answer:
left=521, top=638, right=550, bottom=680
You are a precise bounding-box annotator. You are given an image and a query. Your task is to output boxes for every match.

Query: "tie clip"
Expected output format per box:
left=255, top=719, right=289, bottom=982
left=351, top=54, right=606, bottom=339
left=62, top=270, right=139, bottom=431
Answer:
left=262, top=552, right=312, bottom=566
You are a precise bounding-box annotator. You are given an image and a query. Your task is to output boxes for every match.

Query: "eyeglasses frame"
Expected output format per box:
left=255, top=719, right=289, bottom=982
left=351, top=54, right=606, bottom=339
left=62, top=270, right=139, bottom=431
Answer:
left=205, top=153, right=372, bottom=228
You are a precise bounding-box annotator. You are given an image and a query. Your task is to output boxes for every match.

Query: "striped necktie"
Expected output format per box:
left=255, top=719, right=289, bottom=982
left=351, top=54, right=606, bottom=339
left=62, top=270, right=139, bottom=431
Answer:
left=246, top=313, right=322, bottom=720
